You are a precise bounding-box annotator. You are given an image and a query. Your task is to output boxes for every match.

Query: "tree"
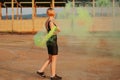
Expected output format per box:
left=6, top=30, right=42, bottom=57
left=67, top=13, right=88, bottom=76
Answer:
left=96, top=0, right=111, bottom=16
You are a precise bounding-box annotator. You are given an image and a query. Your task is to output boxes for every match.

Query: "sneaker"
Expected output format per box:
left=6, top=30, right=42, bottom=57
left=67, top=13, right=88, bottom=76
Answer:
left=55, top=74, right=62, bottom=79
left=50, top=76, right=61, bottom=80
left=36, top=71, right=46, bottom=78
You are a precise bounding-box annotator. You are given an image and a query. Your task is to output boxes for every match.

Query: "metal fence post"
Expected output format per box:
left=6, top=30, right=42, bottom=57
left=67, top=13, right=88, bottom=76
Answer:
left=92, top=0, right=95, bottom=16
left=12, top=0, right=14, bottom=32
left=32, top=0, right=35, bottom=33
left=0, top=2, right=2, bottom=20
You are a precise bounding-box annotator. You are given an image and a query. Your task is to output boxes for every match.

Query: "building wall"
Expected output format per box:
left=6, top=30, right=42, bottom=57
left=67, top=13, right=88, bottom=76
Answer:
left=0, top=17, right=46, bottom=32
left=0, top=17, right=120, bottom=32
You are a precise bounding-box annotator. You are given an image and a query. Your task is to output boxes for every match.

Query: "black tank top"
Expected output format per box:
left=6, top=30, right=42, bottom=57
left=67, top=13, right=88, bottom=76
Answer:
left=47, top=21, right=57, bottom=33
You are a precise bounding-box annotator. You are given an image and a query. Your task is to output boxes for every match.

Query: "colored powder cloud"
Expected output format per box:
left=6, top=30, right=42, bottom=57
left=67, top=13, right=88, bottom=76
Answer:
left=56, top=2, right=93, bottom=38
left=34, top=26, right=57, bottom=48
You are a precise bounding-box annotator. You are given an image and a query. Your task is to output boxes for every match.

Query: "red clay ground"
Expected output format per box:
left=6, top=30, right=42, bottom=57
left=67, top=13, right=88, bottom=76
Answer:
left=0, top=34, right=120, bottom=80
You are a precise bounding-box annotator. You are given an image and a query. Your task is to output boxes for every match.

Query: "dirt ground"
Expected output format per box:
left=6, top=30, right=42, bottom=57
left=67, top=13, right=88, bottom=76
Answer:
left=0, top=34, right=120, bottom=80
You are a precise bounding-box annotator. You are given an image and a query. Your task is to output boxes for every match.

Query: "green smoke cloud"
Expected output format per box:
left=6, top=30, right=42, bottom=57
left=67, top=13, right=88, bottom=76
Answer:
left=34, top=26, right=57, bottom=48
left=56, top=2, right=93, bottom=38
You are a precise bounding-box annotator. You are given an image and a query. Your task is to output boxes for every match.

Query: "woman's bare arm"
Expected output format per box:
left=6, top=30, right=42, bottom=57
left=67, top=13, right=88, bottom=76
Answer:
left=50, top=21, right=60, bottom=31
left=50, top=21, right=61, bottom=34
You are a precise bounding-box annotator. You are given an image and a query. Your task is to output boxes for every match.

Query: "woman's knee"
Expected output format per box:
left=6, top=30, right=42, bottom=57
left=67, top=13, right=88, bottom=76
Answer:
left=49, top=55, right=52, bottom=62
left=51, top=55, right=57, bottom=61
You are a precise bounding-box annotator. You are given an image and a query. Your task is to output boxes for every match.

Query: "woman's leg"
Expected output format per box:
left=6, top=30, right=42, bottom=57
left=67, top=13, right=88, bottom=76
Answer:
left=51, top=55, right=57, bottom=77
left=38, top=55, right=52, bottom=72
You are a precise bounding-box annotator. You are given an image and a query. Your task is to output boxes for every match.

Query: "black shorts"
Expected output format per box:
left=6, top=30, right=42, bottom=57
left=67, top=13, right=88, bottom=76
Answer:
left=46, top=35, right=58, bottom=55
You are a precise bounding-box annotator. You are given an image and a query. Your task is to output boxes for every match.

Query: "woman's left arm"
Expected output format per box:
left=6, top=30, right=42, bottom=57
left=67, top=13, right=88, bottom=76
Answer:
left=53, top=21, right=61, bottom=32
left=56, top=26, right=61, bottom=32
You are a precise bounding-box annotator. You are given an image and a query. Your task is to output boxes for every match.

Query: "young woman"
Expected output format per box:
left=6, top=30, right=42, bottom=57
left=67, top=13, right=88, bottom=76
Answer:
left=37, top=8, right=62, bottom=80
